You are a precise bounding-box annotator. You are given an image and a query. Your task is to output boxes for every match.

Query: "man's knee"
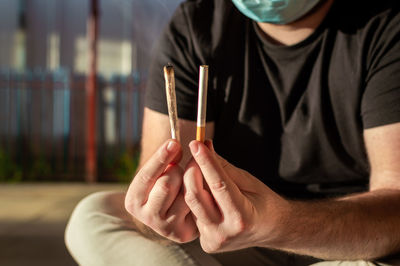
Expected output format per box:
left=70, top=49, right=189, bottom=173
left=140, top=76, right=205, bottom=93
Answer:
left=64, top=191, right=126, bottom=261
left=64, top=191, right=226, bottom=266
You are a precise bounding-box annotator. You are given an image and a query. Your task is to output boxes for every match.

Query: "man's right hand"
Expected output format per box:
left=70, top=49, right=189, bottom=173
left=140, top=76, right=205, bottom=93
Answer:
left=124, top=139, right=198, bottom=243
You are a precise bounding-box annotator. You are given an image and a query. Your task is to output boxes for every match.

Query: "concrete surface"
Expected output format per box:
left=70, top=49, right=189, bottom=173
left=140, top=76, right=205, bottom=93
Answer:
left=0, top=183, right=127, bottom=266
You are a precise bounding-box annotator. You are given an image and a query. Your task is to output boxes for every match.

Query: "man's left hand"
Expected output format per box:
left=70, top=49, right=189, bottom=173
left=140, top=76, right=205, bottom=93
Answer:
left=183, top=140, right=287, bottom=253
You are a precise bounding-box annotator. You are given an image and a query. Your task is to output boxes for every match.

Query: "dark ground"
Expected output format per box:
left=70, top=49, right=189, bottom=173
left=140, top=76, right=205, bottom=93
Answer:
left=0, top=183, right=127, bottom=266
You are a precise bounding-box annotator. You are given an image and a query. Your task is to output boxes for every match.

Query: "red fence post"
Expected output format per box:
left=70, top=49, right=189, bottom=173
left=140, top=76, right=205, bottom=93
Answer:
left=85, top=0, right=99, bottom=183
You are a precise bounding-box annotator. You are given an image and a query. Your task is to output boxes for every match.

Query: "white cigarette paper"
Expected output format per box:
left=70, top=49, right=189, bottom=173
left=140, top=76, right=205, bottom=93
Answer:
left=196, top=65, right=209, bottom=142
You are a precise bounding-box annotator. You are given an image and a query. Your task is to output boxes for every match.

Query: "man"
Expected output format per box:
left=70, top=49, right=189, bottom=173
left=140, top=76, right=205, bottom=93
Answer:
left=65, top=0, right=400, bottom=265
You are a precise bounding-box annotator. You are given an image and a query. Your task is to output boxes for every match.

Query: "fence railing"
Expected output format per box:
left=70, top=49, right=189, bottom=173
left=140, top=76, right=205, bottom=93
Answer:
left=0, top=68, right=145, bottom=182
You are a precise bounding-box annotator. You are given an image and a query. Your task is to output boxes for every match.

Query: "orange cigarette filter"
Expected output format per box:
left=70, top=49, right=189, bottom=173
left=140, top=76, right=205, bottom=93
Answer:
left=196, top=65, right=209, bottom=142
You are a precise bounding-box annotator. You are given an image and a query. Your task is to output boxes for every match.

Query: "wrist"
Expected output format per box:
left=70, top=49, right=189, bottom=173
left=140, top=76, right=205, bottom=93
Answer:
left=256, top=193, right=294, bottom=248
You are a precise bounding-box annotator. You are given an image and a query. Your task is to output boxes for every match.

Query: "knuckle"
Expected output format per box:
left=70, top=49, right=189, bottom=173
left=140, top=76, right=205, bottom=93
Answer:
left=139, top=173, right=154, bottom=185
left=156, top=180, right=173, bottom=196
left=174, top=237, right=187, bottom=244
left=201, top=240, right=214, bottom=253
left=202, top=244, right=213, bottom=253
left=159, top=225, right=195, bottom=243
left=158, top=225, right=173, bottom=237
left=143, top=203, right=164, bottom=221
left=184, top=191, right=200, bottom=207
left=174, top=229, right=198, bottom=243
left=158, top=220, right=187, bottom=240
left=124, top=200, right=136, bottom=215
left=215, top=234, right=227, bottom=250
left=153, top=208, right=165, bottom=220
left=209, top=180, right=227, bottom=192
left=202, top=235, right=226, bottom=253
left=124, top=195, right=140, bottom=215
left=142, top=215, right=153, bottom=227
left=142, top=207, right=160, bottom=225
left=231, top=214, right=247, bottom=234
left=139, top=209, right=152, bottom=224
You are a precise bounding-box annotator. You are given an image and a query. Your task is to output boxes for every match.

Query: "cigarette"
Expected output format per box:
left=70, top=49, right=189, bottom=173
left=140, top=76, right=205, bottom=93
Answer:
left=164, top=65, right=180, bottom=141
left=196, top=65, right=209, bottom=143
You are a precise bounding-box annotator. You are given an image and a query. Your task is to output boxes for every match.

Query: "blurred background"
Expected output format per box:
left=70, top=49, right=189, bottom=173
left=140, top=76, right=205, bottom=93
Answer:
left=0, top=0, right=182, bottom=265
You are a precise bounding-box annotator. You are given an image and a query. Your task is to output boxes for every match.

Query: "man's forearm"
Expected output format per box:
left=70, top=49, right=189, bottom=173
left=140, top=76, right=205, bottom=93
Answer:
left=262, top=189, right=400, bottom=260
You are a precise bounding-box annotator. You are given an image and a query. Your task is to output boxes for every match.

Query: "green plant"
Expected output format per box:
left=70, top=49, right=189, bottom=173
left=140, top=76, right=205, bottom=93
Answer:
left=114, top=151, right=140, bottom=183
left=0, top=149, right=23, bottom=182
left=27, top=156, right=53, bottom=181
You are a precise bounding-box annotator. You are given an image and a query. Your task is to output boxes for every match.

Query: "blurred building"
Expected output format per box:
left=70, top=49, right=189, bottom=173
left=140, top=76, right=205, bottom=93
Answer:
left=0, top=0, right=182, bottom=182
left=0, top=0, right=182, bottom=76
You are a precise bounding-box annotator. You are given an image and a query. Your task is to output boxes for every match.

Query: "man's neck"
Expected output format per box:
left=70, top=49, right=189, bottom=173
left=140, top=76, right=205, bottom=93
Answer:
left=256, top=0, right=334, bottom=46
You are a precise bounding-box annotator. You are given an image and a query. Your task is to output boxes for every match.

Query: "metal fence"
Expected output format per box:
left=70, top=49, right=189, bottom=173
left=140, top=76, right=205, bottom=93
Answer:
left=0, top=68, right=145, bottom=182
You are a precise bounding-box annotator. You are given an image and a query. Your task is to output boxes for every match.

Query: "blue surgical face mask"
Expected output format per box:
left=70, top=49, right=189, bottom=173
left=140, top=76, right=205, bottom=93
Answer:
left=232, top=0, right=322, bottom=24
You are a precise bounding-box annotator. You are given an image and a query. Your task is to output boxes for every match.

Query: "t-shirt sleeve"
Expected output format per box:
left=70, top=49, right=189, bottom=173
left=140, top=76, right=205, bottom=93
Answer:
left=361, top=11, right=400, bottom=129
left=144, top=4, right=213, bottom=122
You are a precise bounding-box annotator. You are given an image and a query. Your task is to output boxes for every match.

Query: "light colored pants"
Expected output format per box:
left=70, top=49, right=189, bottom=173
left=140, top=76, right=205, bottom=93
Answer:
left=65, top=191, right=397, bottom=266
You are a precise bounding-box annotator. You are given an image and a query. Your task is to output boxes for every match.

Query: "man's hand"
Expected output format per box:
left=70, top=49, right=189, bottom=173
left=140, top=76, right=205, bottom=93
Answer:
left=183, top=140, right=287, bottom=253
left=125, top=139, right=198, bottom=243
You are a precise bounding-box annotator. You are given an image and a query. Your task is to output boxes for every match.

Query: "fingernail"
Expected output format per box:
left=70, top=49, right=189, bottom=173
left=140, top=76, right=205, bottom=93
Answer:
left=167, top=141, right=178, bottom=152
left=189, top=141, right=200, bottom=156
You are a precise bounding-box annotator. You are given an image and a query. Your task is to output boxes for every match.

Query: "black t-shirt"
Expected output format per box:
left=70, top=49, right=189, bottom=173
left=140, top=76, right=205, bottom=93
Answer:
left=145, top=0, right=400, bottom=199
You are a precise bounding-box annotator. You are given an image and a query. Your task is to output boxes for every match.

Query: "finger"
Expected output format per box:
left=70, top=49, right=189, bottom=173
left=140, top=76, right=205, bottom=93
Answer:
left=204, top=139, right=254, bottom=192
left=170, top=145, right=183, bottom=165
left=189, top=140, right=241, bottom=216
left=130, top=140, right=181, bottom=206
left=145, top=164, right=183, bottom=218
left=204, top=140, right=227, bottom=168
left=204, top=139, right=214, bottom=151
left=166, top=192, right=199, bottom=243
left=165, top=192, right=191, bottom=222
left=183, top=158, right=220, bottom=224
left=204, top=139, right=230, bottom=178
